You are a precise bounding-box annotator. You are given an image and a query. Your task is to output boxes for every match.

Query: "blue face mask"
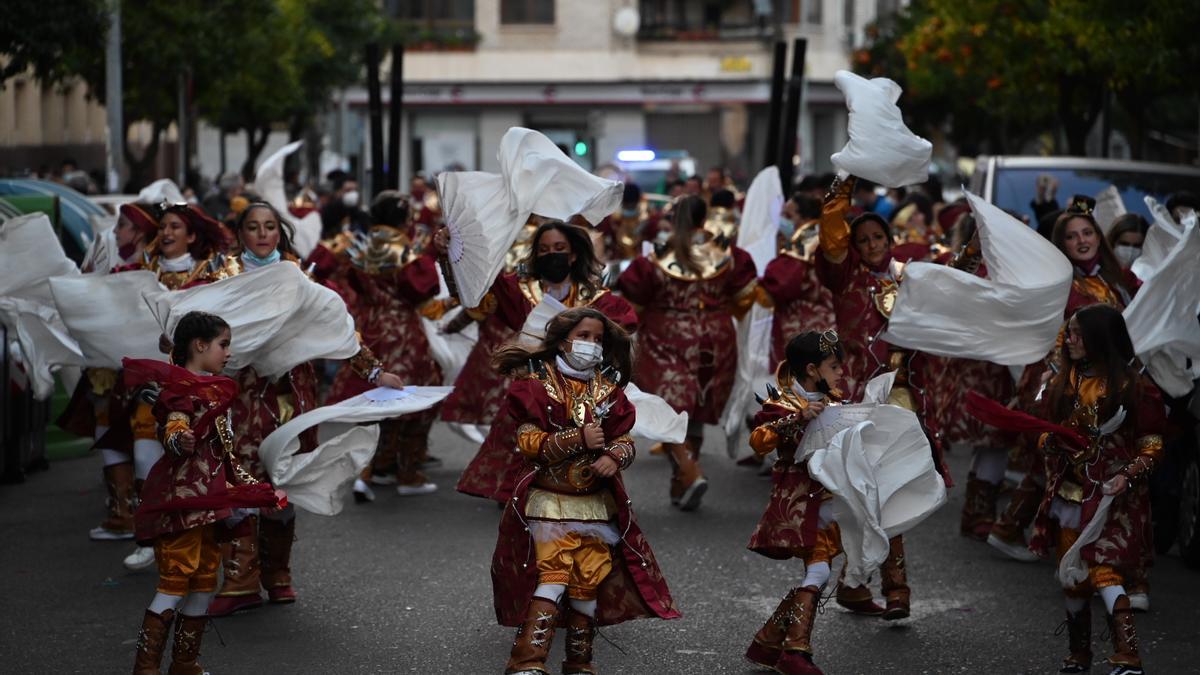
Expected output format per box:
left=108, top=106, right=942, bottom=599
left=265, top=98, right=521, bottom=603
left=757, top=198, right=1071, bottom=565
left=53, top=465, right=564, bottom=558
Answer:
left=242, top=248, right=281, bottom=266
left=778, top=218, right=796, bottom=239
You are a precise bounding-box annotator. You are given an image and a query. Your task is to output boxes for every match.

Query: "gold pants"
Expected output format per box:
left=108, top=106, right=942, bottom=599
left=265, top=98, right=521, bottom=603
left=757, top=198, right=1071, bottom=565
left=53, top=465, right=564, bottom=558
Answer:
left=1057, top=526, right=1123, bottom=598
left=154, top=524, right=221, bottom=596
left=534, top=532, right=613, bottom=601
left=804, top=522, right=843, bottom=567
left=131, top=401, right=157, bottom=441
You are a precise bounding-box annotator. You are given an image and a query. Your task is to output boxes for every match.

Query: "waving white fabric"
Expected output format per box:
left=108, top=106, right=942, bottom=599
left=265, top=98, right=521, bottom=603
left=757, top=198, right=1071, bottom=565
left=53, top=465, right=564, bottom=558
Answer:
left=802, top=402, right=946, bottom=587
left=421, top=267, right=478, bottom=384
left=49, top=271, right=165, bottom=368
left=830, top=71, right=932, bottom=188
left=0, top=297, right=83, bottom=399
left=251, top=141, right=321, bottom=258
left=1058, top=493, right=1115, bottom=588
left=437, top=127, right=623, bottom=307
left=137, top=179, right=185, bottom=204
left=142, top=262, right=358, bottom=378
left=882, top=191, right=1073, bottom=365
left=0, top=213, right=84, bottom=398
left=1132, top=196, right=1189, bottom=281
left=80, top=227, right=121, bottom=274
left=1123, top=219, right=1200, bottom=396
left=257, top=386, right=453, bottom=515
left=519, top=294, right=568, bottom=346
left=719, top=167, right=782, bottom=455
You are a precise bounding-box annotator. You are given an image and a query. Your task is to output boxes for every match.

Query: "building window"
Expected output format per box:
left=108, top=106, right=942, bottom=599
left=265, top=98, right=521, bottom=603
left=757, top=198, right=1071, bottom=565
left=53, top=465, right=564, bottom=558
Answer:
left=844, top=0, right=855, bottom=27
left=395, top=0, right=475, bottom=31
left=501, top=0, right=555, bottom=25
left=875, top=0, right=899, bottom=20
left=638, top=0, right=769, bottom=40
left=805, top=0, right=823, bottom=25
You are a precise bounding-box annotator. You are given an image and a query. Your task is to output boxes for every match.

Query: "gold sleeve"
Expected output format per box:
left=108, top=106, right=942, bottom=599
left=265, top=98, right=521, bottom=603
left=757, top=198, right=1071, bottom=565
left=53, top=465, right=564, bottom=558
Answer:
left=749, top=425, right=781, bottom=457
left=755, top=284, right=775, bottom=309
left=729, top=280, right=758, bottom=321
left=604, top=434, right=636, bottom=469
left=87, top=368, right=118, bottom=396
left=1122, top=435, right=1164, bottom=483
left=818, top=177, right=854, bottom=262
left=163, top=411, right=192, bottom=455
left=516, top=423, right=549, bottom=459
left=464, top=292, right=499, bottom=322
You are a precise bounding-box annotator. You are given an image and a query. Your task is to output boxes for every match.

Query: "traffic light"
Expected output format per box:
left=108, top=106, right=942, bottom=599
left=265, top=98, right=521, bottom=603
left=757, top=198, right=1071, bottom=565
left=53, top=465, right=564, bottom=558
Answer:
left=574, top=141, right=588, bottom=157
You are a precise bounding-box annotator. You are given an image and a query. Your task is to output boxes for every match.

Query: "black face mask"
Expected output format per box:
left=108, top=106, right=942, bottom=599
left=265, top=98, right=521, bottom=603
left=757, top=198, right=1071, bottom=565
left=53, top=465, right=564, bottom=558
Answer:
left=534, top=252, right=572, bottom=283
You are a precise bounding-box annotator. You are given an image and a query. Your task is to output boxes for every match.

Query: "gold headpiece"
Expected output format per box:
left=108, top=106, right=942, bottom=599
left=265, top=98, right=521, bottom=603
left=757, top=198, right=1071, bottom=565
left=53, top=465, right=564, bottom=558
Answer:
left=818, top=329, right=840, bottom=356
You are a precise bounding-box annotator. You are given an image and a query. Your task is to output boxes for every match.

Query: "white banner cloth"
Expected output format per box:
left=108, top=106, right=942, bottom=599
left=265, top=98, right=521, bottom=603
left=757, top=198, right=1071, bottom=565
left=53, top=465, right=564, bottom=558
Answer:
left=257, top=387, right=453, bottom=515
left=142, top=262, right=358, bottom=378
left=436, top=127, right=622, bottom=307
left=49, top=271, right=166, bottom=368
left=830, top=70, right=932, bottom=188
left=882, top=191, right=1073, bottom=366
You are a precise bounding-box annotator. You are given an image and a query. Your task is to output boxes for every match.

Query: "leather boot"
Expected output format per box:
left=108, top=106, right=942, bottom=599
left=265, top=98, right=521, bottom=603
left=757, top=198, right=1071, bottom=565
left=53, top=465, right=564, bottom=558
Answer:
left=833, top=565, right=884, bottom=615
left=562, top=606, right=597, bottom=675
left=745, top=587, right=800, bottom=669
left=1058, top=604, right=1092, bottom=673
left=207, top=516, right=263, bottom=617
left=260, top=516, right=297, bottom=603
left=959, top=472, right=1000, bottom=540
left=1106, top=595, right=1143, bottom=672
left=167, top=613, right=208, bottom=675
left=1125, top=565, right=1150, bottom=613
left=132, top=608, right=173, bottom=675
left=775, top=587, right=824, bottom=675
left=92, top=462, right=136, bottom=540
left=666, top=441, right=707, bottom=511
left=881, top=536, right=910, bottom=620
left=987, top=474, right=1041, bottom=562
left=505, top=596, right=559, bottom=675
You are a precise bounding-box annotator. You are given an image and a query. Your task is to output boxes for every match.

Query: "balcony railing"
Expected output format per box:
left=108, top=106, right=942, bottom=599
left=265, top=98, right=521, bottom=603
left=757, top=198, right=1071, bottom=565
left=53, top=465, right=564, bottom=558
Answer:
left=637, top=0, right=775, bottom=41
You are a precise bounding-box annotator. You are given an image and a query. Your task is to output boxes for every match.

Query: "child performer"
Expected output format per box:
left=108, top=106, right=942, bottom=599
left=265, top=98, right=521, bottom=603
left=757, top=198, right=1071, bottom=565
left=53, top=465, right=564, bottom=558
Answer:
left=126, top=311, right=281, bottom=674
left=1031, top=305, right=1164, bottom=675
left=744, top=330, right=848, bottom=675
left=489, top=307, right=678, bottom=675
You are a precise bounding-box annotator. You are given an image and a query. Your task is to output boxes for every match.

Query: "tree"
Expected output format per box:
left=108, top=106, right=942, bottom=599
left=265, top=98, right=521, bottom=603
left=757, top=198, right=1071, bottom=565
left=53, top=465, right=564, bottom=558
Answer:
left=0, top=0, right=107, bottom=87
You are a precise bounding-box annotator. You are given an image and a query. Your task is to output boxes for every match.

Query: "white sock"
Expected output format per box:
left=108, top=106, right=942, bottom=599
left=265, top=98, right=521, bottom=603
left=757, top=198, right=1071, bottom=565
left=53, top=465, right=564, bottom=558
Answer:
left=972, top=447, right=1008, bottom=485
left=148, top=592, right=184, bottom=615
left=1100, top=585, right=1126, bottom=614
left=133, top=439, right=164, bottom=480
left=569, top=598, right=597, bottom=618
left=180, top=591, right=215, bottom=617
left=1064, top=596, right=1088, bottom=614
left=100, top=448, right=130, bottom=467
left=533, top=583, right=566, bottom=603
left=802, top=561, right=831, bottom=589
left=94, top=425, right=110, bottom=441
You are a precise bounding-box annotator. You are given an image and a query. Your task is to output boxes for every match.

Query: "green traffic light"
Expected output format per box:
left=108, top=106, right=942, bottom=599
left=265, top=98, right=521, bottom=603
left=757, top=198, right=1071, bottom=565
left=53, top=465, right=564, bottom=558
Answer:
left=574, top=141, right=588, bottom=156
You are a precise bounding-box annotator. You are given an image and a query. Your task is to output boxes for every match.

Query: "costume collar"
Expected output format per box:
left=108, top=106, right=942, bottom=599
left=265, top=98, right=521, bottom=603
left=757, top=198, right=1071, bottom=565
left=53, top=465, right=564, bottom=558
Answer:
left=161, top=252, right=195, bottom=272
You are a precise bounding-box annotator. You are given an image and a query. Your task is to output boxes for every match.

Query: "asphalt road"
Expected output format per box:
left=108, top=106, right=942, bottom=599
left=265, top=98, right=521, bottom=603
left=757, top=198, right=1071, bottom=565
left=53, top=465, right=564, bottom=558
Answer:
left=3, top=424, right=1198, bottom=674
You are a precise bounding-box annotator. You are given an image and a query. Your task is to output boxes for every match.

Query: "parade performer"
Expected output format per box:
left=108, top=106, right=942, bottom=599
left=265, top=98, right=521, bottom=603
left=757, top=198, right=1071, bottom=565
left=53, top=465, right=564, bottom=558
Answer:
left=59, top=203, right=161, bottom=542
left=759, top=193, right=836, bottom=366
left=617, top=195, right=758, bottom=511
left=487, top=307, right=678, bottom=675
left=989, top=197, right=1137, bottom=571
left=207, top=200, right=402, bottom=615
left=814, top=175, right=948, bottom=619
left=744, top=330, right=848, bottom=675
left=436, top=220, right=638, bottom=503
left=127, top=311, right=282, bottom=675
left=325, top=192, right=442, bottom=499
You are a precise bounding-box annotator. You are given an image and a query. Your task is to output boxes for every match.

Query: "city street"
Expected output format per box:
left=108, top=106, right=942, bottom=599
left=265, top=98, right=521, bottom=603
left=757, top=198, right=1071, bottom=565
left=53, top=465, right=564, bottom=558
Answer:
left=3, top=425, right=1198, bottom=673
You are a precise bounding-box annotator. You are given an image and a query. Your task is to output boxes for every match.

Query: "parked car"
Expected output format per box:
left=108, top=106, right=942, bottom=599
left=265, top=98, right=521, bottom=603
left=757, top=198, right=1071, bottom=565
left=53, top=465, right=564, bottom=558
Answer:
left=969, top=155, right=1200, bottom=225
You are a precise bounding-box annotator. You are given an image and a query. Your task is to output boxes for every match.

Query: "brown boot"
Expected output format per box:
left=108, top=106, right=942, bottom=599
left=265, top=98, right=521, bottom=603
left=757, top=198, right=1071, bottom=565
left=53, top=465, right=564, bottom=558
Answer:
left=167, top=613, right=208, bottom=675
left=987, top=474, right=1041, bottom=561
left=505, top=596, right=560, bottom=674
left=666, top=441, right=707, bottom=511
left=745, top=587, right=800, bottom=668
left=959, top=472, right=1000, bottom=541
left=132, top=608, right=173, bottom=675
left=207, top=517, right=264, bottom=617
left=562, top=606, right=597, bottom=675
left=1058, top=604, right=1092, bottom=673
left=92, top=462, right=136, bottom=540
left=833, top=563, right=884, bottom=615
left=881, top=536, right=910, bottom=621
left=775, top=587, right=824, bottom=675
left=1106, top=595, right=1142, bottom=671
left=260, top=516, right=297, bottom=603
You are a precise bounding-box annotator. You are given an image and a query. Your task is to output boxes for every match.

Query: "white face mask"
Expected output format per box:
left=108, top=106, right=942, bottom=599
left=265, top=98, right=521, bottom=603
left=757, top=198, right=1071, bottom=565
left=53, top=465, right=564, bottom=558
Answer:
left=1114, top=244, right=1141, bottom=267
left=563, top=339, right=603, bottom=371
left=342, top=190, right=360, bottom=208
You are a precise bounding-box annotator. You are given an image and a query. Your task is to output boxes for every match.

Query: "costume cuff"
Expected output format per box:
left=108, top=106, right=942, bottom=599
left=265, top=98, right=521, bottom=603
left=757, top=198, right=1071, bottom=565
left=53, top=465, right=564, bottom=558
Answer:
left=604, top=435, right=636, bottom=469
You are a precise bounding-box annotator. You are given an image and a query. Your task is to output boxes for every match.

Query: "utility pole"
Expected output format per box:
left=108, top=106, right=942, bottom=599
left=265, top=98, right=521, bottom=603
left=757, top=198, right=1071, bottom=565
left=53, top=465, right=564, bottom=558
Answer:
left=104, top=0, right=124, bottom=193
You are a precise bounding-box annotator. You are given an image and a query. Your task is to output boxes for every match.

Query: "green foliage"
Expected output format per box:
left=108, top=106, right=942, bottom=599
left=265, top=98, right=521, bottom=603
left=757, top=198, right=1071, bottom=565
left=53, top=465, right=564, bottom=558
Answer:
left=855, top=0, right=1200, bottom=157
left=0, top=0, right=108, bottom=86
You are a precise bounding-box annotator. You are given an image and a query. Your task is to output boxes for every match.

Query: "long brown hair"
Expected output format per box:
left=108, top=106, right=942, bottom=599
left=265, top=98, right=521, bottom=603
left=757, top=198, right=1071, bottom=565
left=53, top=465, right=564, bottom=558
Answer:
left=520, top=221, right=605, bottom=296
left=665, top=195, right=708, bottom=276
left=1044, top=304, right=1139, bottom=425
left=492, top=307, right=633, bottom=385
left=233, top=202, right=299, bottom=257
left=1051, top=211, right=1132, bottom=300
